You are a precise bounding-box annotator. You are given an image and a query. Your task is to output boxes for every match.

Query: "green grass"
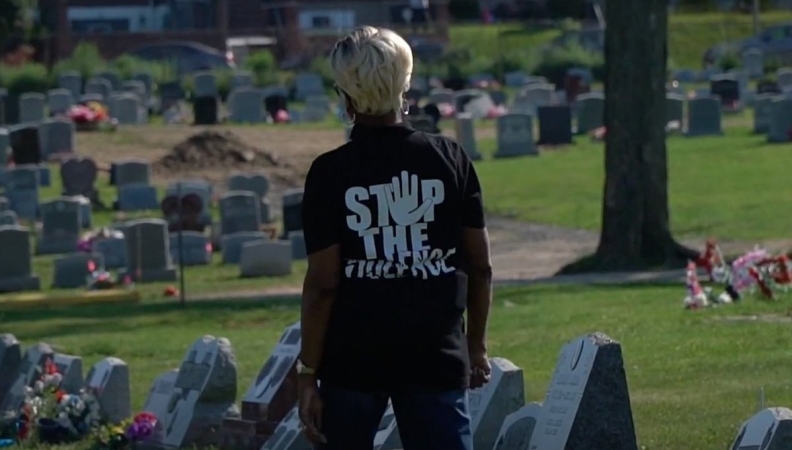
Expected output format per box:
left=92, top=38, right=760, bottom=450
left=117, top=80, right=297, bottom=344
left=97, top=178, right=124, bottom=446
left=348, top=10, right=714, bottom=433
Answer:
left=449, top=11, right=792, bottom=70
left=473, top=124, right=792, bottom=241
left=5, top=284, right=792, bottom=449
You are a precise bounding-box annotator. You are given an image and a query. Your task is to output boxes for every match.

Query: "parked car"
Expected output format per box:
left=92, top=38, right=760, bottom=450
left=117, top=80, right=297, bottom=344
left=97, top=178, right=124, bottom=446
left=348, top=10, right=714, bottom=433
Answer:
left=126, top=41, right=235, bottom=75
left=702, top=23, right=792, bottom=68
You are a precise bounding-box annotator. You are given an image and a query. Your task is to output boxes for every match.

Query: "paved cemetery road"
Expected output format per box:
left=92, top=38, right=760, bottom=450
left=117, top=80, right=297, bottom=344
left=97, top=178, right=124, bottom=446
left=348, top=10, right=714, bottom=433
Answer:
left=190, top=216, right=792, bottom=302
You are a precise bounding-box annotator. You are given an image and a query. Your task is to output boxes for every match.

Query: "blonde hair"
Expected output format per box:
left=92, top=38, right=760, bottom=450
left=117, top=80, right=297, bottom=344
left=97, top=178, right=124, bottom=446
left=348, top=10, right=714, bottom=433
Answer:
left=330, top=26, right=413, bottom=116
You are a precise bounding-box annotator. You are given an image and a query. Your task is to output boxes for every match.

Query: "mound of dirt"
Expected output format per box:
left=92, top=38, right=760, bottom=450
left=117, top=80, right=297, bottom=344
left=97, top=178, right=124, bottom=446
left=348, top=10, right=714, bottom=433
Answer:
left=154, top=130, right=284, bottom=172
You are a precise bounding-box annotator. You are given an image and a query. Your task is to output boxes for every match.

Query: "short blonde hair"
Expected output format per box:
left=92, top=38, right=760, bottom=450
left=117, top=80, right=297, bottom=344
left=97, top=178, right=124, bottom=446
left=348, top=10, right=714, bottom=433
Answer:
left=330, top=26, right=413, bottom=116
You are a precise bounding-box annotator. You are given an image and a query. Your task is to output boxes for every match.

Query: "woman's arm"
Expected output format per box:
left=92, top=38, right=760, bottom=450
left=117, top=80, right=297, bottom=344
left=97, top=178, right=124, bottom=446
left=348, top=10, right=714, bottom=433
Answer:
left=300, top=245, right=340, bottom=371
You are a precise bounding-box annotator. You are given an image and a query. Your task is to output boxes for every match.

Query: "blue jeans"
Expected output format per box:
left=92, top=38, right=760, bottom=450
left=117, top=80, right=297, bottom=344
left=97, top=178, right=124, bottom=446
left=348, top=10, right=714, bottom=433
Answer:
left=316, top=383, right=473, bottom=450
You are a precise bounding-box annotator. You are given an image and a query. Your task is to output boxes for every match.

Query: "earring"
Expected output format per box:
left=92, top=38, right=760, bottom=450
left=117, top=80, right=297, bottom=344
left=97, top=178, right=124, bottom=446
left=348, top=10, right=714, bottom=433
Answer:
left=402, top=98, right=410, bottom=115
left=341, top=111, right=356, bottom=125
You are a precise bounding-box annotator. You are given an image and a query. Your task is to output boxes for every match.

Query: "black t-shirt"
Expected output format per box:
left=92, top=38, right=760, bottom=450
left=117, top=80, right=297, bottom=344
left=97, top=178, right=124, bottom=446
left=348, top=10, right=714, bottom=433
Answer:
left=302, top=123, right=485, bottom=391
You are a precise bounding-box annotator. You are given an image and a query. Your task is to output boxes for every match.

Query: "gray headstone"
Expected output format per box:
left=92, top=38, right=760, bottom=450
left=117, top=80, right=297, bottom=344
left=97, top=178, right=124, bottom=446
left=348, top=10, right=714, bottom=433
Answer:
left=3, top=165, right=39, bottom=220
left=428, top=88, right=454, bottom=105
left=115, top=159, right=151, bottom=186
left=52, top=353, right=83, bottom=394
left=730, top=407, right=792, bottom=450
left=221, top=231, right=269, bottom=265
left=0, top=197, right=8, bottom=212
left=84, top=357, right=131, bottom=424
left=576, top=92, right=604, bottom=134
left=294, top=72, right=324, bottom=101
left=123, top=218, right=177, bottom=282
left=505, top=71, right=528, bottom=88
left=38, top=118, right=75, bottom=157
left=259, top=406, right=310, bottom=450
left=0, top=225, right=41, bottom=292
left=242, top=321, right=300, bottom=421
left=455, top=113, right=482, bottom=160
left=512, top=84, right=555, bottom=115
left=767, top=97, right=792, bottom=143
left=469, top=358, right=525, bottom=450
left=92, top=236, right=127, bottom=270
left=85, top=78, right=112, bottom=101
left=118, top=183, right=159, bottom=211
left=281, top=189, right=303, bottom=237
left=0, top=343, right=53, bottom=413
left=753, top=94, right=777, bottom=134
left=229, top=87, right=265, bottom=123
left=666, top=93, right=685, bottom=125
left=122, top=80, right=147, bottom=100
left=232, top=71, right=254, bottom=89
left=170, top=232, right=212, bottom=266
left=95, top=71, right=122, bottom=91
left=288, top=231, right=306, bottom=260
left=110, top=93, right=143, bottom=125
left=493, top=403, right=543, bottom=450
left=220, top=191, right=262, bottom=235
left=0, top=210, right=17, bottom=226
left=53, top=252, right=104, bottom=288
left=529, top=332, right=637, bottom=450
left=686, top=96, right=723, bottom=137
left=144, top=336, right=239, bottom=449
left=58, top=71, right=82, bottom=101
left=0, top=334, right=22, bottom=408
left=742, top=48, right=764, bottom=79
left=143, top=369, right=179, bottom=417
left=778, top=67, right=792, bottom=89
left=495, top=114, right=536, bottom=157
left=132, top=72, right=154, bottom=96
left=19, top=92, right=45, bottom=123
left=227, top=173, right=270, bottom=201
left=194, top=72, right=218, bottom=98
left=239, top=239, right=292, bottom=277
left=47, top=88, right=74, bottom=115
left=36, top=197, right=81, bottom=255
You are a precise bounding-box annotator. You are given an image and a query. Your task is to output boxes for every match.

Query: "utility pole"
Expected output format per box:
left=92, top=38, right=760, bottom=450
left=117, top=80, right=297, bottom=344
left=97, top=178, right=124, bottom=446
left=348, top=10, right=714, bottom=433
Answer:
left=752, top=0, right=760, bottom=35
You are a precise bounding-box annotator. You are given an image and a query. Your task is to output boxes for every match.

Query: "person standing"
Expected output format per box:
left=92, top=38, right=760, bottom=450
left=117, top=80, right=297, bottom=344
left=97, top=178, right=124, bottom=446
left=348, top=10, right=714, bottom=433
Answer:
left=297, top=26, right=493, bottom=450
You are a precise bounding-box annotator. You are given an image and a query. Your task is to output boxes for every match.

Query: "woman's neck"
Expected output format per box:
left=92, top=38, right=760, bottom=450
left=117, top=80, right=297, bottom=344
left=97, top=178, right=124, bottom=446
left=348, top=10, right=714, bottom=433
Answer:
left=354, top=111, right=401, bottom=126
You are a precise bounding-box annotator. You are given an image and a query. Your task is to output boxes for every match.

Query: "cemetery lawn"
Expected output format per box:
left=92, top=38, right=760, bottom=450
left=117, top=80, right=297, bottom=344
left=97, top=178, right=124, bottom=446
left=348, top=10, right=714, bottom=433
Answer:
left=474, top=125, right=792, bottom=241
left=6, top=283, right=792, bottom=449
left=450, top=11, right=792, bottom=69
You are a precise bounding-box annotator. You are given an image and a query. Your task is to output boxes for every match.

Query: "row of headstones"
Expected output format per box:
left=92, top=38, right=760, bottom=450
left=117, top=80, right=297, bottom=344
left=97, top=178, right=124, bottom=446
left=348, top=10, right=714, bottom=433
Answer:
left=2, top=329, right=784, bottom=450
left=11, top=90, right=147, bottom=126
left=0, top=201, right=305, bottom=293
left=0, top=119, right=77, bottom=170
left=0, top=336, right=131, bottom=425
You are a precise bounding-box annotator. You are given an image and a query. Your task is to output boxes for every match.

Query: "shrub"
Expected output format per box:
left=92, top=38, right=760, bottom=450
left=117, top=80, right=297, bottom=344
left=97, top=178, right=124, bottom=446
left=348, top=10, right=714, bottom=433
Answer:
left=532, top=41, right=604, bottom=85
left=244, top=50, right=278, bottom=86
left=309, top=56, right=335, bottom=89
left=51, top=42, right=106, bottom=81
left=717, top=51, right=740, bottom=72
left=0, top=62, right=50, bottom=94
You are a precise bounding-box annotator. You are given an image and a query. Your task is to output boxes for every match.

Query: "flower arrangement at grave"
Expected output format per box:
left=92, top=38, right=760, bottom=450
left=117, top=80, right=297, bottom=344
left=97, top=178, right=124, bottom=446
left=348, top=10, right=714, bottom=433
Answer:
left=684, top=239, right=792, bottom=308
left=7, top=357, right=106, bottom=445
left=87, top=412, right=158, bottom=450
left=67, top=101, right=117, bottom=132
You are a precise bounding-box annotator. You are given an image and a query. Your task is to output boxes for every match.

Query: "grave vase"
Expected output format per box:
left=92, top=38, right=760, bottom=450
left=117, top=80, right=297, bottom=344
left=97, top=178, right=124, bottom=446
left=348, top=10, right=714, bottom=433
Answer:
left=36, top=418, right=68, bottom=444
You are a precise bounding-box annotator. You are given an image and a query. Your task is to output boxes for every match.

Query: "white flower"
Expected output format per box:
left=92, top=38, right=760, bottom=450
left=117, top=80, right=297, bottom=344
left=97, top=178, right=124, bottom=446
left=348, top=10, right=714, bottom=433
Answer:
left=33, top=380, right=44, bottom=394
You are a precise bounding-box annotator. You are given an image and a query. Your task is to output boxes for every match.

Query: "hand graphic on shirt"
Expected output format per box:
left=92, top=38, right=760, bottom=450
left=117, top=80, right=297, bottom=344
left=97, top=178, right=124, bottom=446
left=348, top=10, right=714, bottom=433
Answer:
left=385, top=171, right=433, bottom=226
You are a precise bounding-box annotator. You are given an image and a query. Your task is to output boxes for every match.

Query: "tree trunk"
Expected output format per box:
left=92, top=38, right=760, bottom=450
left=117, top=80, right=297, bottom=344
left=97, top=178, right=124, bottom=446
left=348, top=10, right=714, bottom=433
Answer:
left=565, top=0, right=697, bottom=273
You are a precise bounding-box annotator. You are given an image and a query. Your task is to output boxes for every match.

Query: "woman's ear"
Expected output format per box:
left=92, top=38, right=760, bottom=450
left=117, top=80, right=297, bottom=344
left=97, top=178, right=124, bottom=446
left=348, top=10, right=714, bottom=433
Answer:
left=343, top=93, right=356, bottom=116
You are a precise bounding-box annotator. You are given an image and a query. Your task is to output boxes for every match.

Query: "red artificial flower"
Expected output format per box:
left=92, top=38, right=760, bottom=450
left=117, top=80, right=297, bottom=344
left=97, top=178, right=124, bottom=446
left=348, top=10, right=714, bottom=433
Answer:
left=55, top=389, right=66, bottom=403
left=134, top=412, right=157, bottom=424
left=43, top=358, right=59, bottom=376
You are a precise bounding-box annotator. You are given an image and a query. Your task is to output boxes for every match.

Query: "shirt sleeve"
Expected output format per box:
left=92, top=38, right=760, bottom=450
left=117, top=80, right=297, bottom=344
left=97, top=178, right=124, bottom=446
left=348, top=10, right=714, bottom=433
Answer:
left=458, top=148, right=485, bottom=229
left=302, top=155, right=341, bottom=254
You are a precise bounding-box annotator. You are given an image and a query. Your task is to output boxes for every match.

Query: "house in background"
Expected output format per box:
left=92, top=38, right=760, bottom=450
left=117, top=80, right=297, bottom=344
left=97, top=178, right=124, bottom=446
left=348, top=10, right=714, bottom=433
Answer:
left=39, top=0, right=450, bottom=65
